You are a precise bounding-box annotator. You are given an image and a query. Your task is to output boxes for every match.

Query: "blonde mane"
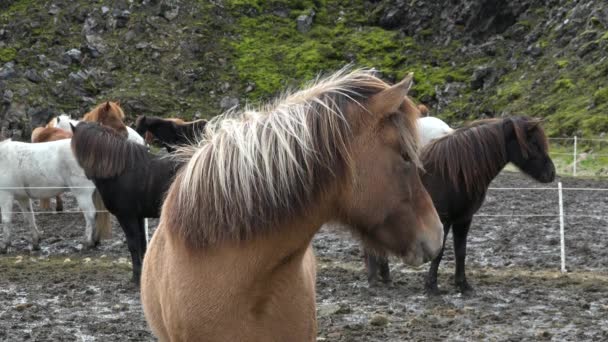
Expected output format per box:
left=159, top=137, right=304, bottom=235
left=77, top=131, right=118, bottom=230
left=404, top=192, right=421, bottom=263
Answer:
left=163, top=68, right=420, bottom=247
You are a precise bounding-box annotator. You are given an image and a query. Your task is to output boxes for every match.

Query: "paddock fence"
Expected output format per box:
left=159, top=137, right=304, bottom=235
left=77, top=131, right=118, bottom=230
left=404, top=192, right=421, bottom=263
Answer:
left=548, top=137, right=608, bottom=177
left=0, top=186, right=150, bottom=245
left=1, top=182, right=608, bottom=272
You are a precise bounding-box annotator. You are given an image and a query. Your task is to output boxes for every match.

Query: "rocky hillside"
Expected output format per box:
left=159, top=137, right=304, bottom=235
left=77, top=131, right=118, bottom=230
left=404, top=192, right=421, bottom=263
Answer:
left=1, top=0, right=607, bottom=140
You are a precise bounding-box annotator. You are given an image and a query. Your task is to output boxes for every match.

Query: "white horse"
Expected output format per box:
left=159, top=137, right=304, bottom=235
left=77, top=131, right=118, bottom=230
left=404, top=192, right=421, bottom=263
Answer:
left=51, top=114, right=145, bottom=145
left=418, top=116, right=454, bottom=146
left=0, top=139, right=112, bottom=252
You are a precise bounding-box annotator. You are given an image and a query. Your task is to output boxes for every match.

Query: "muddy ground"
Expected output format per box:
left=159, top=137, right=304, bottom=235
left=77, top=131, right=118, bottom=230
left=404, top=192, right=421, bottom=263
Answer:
left=1, top=171, right=607, bottom=341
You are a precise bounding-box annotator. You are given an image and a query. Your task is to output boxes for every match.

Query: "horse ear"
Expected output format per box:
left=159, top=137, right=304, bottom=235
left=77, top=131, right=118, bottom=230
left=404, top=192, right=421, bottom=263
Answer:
left=69, top=123, right=76, bottom=133
left=104, top=101, right=111, bottom=112
left=368, top=72, right=414, bottom=117
left=527, top=118, right=544, bottom=132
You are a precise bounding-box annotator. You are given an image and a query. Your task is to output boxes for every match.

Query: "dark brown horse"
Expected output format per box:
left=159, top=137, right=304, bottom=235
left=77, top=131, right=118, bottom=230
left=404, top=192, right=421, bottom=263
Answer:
left=135, top=116, right=207, bottom=152
left=365, top=117, right=556, bottom=294
left=71, top=122, right=182, bottom=284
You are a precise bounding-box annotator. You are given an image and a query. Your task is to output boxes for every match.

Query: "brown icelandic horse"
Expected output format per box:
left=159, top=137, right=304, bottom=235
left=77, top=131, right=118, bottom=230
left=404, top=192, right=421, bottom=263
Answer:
left=135, top=117, right=184, bottom=145
left=31, top=125, right=73, bottom=212
left=417, top=103, right=429, bottom=117
left=365, top=117, right=556, bottom=294
left=135, top=115, right=207, bottom=152
left=140, top=69, right=444, bottom=341
left=82, top=101, right=128, bottom=137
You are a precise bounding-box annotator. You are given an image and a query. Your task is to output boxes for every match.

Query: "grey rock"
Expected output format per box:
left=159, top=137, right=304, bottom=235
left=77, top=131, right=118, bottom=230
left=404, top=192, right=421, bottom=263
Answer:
left=85, top=35, right=108, bottom=57
left=379, top=8, right=403, bottom=29
left=68, top=70, right=89, bottom=84
left=101, top=6, right=110, bottom=15
left=296, top=10, right=315, bottom=33
left=29, top=108, right=55, bottom=128
left=115, top=10, right=130, bottom=28
left=48, top=4, right=60, bottom=15
left=220, top=96, right=239, bottom=110
left=25, top=69, right=43, bottom=83
left=135, top=42, right=149, bottom=49
left=525, top=44, right=543, bottom=58
left=83, top=16, right=98, bottom=35
left=471, top=65, right=496, bottom=90
left=124, top=30, right=137, bottom=42
left=0, top=64, right=16, bottom=80
left=37, top=54, right=48, bottom=66
left=161, top=1, right=180, bottom=21
left=66, top=48, right=82, bottom=62
left=2, top=89, right=13, bottom=104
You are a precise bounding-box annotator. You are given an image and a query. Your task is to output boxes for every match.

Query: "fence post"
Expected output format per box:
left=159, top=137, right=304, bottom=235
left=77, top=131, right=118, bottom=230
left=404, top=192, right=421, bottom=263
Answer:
left=145, top=218, right=150, bottom=246
left=558, top=182, right=566, bottom=273
left=573, top=136, right=577, bottom=177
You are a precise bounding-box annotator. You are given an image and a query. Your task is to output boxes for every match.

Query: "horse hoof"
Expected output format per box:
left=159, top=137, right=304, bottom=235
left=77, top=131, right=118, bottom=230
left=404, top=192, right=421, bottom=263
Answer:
left=457, top=283, right=475, bottom=296
left=381, top=276, right=392, bottom=285
left=84, top=241, right=97, bottom=250
left=425, top=285, right=441, bottom=296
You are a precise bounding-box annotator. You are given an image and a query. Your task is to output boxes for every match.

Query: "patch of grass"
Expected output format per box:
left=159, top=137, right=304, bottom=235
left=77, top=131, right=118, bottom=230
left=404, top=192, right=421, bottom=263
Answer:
left=555, top=59, right=569, bottom=69
left=593, top=87, right=608, bottom=105
left=0, top=47, right=17, bottom=63
left=552, top=78, right=575, bottom=92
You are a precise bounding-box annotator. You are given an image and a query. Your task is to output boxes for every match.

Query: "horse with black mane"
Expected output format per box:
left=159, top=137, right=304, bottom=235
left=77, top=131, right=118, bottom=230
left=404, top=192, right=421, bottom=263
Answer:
left=70, top=122, right=182, bottom=284
left=365, top=116, right=556, bottom=294
left=135, top=115, right=207, bottom=152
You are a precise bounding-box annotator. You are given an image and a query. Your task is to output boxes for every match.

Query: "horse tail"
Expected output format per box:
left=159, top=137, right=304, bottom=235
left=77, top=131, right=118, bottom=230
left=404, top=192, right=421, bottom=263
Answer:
left=93, top=190, right=112, bottom=239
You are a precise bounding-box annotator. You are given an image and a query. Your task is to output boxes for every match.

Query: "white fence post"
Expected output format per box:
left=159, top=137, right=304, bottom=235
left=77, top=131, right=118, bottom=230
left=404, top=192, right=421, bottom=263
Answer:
left=145, top=218, right=150, bottom=246
left=558, top=182, right=566, bottom=273
left=573, top=136, right=577, bottom=177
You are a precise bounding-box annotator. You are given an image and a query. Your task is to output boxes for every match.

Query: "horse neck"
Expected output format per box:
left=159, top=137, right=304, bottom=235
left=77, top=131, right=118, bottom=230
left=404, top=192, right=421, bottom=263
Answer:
left=181, top=191, right=336, bottom=271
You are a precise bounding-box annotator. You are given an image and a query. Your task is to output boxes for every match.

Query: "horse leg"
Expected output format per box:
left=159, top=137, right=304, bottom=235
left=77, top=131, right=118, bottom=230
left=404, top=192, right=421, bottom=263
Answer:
left=75, top=191, right=97, bottom=248
left=137, top=217, right=147, bottom=282
left=453, top=219, right=473, bottom=295
left=16, top=199, right=40, bottom=251
left=364, top=250, right=391, bottom=285
left=0, top=195, right=14, bottom=253
left=425, top=224, right=450, bottom=295
left=55, top=195, right=63, bottom=212
left=117, top=216, right=144, bottom=285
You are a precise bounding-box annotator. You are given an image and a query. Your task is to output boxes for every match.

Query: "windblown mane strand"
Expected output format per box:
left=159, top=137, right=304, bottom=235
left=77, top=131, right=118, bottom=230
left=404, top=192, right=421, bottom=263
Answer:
left=71, top=123, right=149, bottom=179
left=164, top=69, right=399, bottom=247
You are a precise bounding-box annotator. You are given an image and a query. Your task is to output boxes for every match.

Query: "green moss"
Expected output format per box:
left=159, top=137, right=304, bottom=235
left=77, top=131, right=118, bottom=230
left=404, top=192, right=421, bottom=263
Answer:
left=0, top=47, right=17, bottom=63
left=601, top=31, right=608, bottom=40
left=555, top=59, right=569, bottom=69
left=497, top=81, right=524, bottom=101
left=593, top=87, right=608, bottom=105
left=552, top=78, right=575, bottom=92
left=230, top=10, right=412, bottom=99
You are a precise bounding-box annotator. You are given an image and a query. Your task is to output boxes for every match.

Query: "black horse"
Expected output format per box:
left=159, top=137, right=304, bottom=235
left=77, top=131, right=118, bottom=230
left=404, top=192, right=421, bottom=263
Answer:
left=365, top=117, right=556, bottom=294
left=135, top=115, right=207, bottom=152
left=71, top=122, right=182, bottom=284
